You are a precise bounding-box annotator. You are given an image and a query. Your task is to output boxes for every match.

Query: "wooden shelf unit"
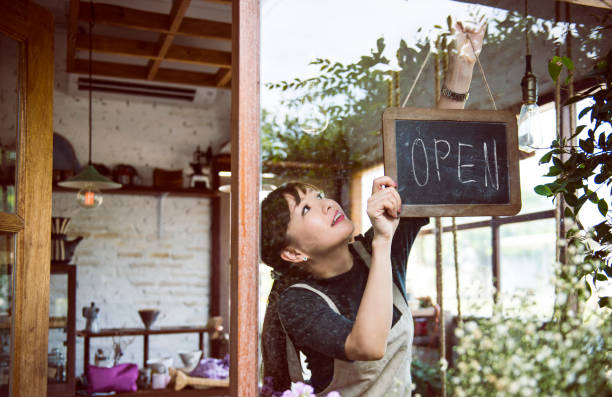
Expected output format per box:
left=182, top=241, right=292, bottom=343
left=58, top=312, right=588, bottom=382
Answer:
left=76, top=326, right=228, bottom=396
left=77, top=326, right=219, bottom=373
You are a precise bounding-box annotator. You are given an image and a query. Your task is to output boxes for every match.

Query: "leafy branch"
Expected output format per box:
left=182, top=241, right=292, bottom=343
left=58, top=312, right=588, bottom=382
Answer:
left=535, top=50, right=612, bottom=306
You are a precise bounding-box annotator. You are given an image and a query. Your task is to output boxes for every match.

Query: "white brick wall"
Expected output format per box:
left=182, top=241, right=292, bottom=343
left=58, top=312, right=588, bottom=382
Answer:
left=52, top=193, right=214, bottom=376
left=49, top=28, right=231, bottom=377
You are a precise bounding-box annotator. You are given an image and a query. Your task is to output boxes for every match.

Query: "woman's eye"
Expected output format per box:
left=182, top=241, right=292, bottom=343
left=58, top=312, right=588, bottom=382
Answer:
left=302, top=205, right=310, bottom=216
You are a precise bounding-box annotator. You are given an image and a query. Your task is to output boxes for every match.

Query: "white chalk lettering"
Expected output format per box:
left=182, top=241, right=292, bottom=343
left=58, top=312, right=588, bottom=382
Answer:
left=457, top=142, right=476, bottom=184
left=434, top=139, right=451, bottom=182
left=412, top=138, right=429, bottom=187
left=484, top=140, right=499, bottom=190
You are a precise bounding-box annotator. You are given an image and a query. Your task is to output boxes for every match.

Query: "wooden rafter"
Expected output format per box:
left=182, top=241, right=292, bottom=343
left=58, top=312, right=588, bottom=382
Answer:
left=75, top=33, right=232, bottom=68
left=215, top=68, right=232, bottom=87
left=68, top=1, right=233, bottom=90
left=147, top=0, right=191, bottom=80
left=73, top=59, right=223, bottom=88
left=78, top=1, right=231, bottom=41
left=558, top=0, right=612, bottom=9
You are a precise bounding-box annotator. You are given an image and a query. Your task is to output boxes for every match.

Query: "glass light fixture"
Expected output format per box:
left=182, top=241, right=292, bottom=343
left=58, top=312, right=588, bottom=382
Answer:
left=518, top=54, right=540, bottom=150
left=518, top=0, right=541, bottom=152
left=58, top=1, right=120, bottom=208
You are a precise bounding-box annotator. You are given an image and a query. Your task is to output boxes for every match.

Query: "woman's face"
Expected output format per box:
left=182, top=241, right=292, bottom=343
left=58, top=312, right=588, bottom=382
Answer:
left=283, top=187, right=355, bottom=258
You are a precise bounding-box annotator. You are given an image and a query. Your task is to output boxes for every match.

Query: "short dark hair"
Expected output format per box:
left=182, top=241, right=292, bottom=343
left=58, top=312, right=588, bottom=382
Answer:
left=260, top=181, right=319, bottom=274
left=260, top=181, right=320, bottom=392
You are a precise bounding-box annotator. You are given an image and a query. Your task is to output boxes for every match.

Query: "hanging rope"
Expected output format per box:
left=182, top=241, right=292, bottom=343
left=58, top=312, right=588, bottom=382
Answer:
left=433, top=42, right=447, bottom=397
left=401, top=50, right=432, bottom=107
left=452, top=218, right=461, bottom=321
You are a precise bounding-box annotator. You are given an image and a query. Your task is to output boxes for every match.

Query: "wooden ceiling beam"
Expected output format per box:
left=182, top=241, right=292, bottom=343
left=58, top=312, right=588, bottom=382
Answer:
left=73, top=59, right=224, bottom=88
left=557, top=0, right=611, bottom=9
left=215, top=68, right=232, bottom=87
left=147, top=0, right=192, bottom=80
left=75, top=33, right=232, bottom=68
left=66, top=0, right=80, bottom=72
left=201, top=0, right=232, bottom=5
left=78, top=1, right=231, bottom=41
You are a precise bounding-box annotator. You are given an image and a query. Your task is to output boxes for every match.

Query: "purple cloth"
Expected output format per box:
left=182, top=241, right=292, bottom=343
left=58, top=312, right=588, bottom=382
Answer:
left=189, top=354, right=229, bottom=379
left=87, top=363, right=138, bottom=394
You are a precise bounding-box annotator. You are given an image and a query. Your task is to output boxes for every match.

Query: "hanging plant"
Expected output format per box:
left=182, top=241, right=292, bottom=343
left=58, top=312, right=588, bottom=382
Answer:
left=534, top=49, right=612, bottom=307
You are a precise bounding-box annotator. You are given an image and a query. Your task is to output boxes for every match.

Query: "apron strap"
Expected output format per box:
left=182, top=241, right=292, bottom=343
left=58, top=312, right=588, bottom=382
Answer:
left=280, top=283, right=342, bottom=383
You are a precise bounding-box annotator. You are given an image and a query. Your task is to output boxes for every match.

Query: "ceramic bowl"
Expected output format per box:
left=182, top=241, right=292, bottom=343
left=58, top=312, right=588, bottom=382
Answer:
left=178, top=350, right=202, bottom=369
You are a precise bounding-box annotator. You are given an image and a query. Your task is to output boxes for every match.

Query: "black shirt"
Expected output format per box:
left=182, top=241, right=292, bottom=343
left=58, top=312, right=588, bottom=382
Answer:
left=278, top=217, right=428, bottom=392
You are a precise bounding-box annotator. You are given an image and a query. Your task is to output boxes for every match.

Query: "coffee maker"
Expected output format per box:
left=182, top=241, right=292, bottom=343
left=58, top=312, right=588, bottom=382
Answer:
left=189, top=145, right=212, bottom=189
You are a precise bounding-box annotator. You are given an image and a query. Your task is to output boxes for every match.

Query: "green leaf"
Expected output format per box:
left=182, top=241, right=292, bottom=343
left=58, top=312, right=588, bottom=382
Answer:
left=534, top=185, right=553, bottom=197
left=564, top=207, right=574, bottom=218
left=560, top=56, right=574, bottom=71
left=598, top=199, right=608, bottom=216
left=539, top=151, right=553, bottom=164
left=599, top=297, right=611, bottom=308
left=585, top=280, right=592, bottom=298
left=548, top=57, right=564, bottom=82
left=596, top=273, right=608, bottom=281
left=552, top=156, right=564, bottom=170
left=578, top=106, right=591, bottom=119
left=546, top=166, right=562, bottom=176
left=598, top=132, right=606, bottom=148
left=579, top=139, right=594, bottom=154
left=564, top=193, right=578, bottom=206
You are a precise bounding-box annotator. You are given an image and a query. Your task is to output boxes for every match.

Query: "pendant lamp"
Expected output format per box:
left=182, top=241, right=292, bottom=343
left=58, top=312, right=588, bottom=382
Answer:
left=517, top=0, right=541, bottom=151
left=58, top=0, right=120, bottom=208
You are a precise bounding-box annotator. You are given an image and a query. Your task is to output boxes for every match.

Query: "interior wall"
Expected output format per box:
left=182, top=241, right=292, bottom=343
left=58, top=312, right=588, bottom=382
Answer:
left=49, top=26, right=232, bottom=377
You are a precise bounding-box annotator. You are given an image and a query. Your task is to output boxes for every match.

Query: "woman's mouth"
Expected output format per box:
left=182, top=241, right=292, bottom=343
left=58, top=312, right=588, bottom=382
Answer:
left=332, top=211, right=344, bottom=226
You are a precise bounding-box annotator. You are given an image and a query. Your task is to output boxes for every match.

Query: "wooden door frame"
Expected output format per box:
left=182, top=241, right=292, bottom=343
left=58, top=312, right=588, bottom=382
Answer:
left=0, top=1, right=54, bottom=396
left=229, top=0, right=260, bottom=395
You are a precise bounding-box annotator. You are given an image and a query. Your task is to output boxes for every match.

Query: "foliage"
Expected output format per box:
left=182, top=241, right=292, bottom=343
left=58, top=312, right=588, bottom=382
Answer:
left=448, top=262, right=612, bottom=396
left=261, top=10, right=606, bottom=191
left=534, top=49, right=612, bottom=307
left=411, top=359, right=442, bottom=397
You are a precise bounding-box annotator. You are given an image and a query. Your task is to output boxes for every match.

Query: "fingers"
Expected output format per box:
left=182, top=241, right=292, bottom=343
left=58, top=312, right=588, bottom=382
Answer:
left=368, top=181, right=402, bottom=218
left=372, top=176, right=398, bottom=194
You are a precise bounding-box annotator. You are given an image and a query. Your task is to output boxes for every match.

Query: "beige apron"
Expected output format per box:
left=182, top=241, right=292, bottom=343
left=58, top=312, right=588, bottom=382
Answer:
left=282, top=241, right=414, bottom=397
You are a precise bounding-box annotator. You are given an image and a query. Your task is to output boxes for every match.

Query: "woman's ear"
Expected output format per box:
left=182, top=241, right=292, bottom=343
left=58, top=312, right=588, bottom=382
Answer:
left=280, top=247, right=306, bottom=264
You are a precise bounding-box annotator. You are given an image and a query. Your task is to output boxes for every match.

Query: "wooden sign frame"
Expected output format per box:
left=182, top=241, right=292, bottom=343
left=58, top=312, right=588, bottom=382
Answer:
left=382, top=107, right=521, bottom=217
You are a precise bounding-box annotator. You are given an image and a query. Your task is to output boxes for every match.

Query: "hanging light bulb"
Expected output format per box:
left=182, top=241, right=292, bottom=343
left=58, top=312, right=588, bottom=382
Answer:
left=518, top=0, right=541, bottom=152
left=518, top=54, right=540, bottom=150
left=77, top=184, right=103, bottom=209
left=57, top=1, right=120, bottom=207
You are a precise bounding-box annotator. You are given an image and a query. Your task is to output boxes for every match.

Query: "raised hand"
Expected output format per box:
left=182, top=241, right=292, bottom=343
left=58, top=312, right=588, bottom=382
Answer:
left=452, top=16, right=487, bottom=65
left=367, top=176, right=402, bottom=241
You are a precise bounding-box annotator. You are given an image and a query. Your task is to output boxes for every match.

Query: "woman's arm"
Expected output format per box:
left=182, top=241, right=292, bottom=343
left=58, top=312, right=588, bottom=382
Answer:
left=345, top=176, right=401, bottom=360
left=438, top=20, right=486, bottom=110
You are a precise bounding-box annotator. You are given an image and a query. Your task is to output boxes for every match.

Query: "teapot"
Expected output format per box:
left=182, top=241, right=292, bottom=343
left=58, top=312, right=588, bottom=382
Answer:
left=51, top=217, right=83, bottom=263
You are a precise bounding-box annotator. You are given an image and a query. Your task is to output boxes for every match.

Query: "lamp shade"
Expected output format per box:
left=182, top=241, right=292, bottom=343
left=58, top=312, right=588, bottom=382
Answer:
left=58, top=165, right=121, bottom=190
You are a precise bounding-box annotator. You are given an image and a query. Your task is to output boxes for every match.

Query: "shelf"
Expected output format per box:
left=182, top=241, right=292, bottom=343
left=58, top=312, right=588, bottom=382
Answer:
left=53, top=186, right=219, bottom=199
left=75, top=387, right=229, bottom=396
left=77, top=325, right=217, bottom=338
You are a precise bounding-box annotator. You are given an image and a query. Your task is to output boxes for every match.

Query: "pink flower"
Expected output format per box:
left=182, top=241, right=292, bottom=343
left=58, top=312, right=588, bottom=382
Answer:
left=326, top=392, right=341, bottom=397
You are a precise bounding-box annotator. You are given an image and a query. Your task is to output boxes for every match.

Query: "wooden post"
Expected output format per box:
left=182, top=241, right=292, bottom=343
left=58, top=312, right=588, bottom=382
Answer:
left=230, top=1, right=260, bottom=396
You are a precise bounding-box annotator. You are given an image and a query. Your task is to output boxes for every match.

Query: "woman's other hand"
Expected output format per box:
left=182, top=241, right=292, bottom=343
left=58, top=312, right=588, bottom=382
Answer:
left=367, top=176, right=401, bottom=241
left=440, top=16, right=487, bottom=109
left=453, top=16, right=487, bottom=66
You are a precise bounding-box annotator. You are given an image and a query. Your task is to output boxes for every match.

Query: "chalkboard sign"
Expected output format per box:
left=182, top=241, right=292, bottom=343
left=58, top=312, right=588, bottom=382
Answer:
left=383, top=107, right=521, bottom=216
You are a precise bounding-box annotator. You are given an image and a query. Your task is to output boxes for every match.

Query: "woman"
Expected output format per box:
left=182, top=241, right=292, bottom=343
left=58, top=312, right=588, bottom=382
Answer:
left=261, top=20, right=485, bottom=396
